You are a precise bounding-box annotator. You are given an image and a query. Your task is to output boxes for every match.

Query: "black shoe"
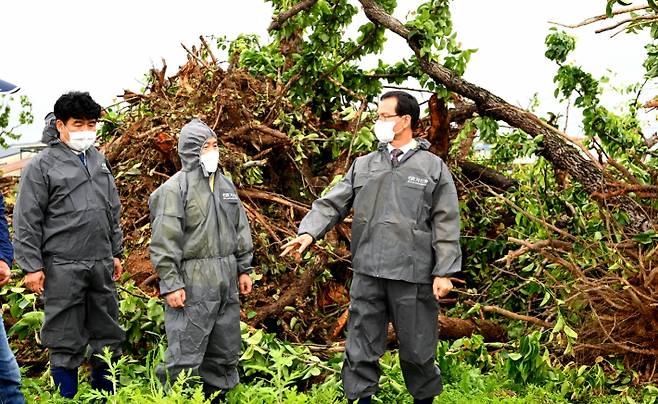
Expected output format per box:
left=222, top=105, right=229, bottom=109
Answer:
left=414, top=398, right=434, bottom=404
left=350, top=397, right=371, bottom=404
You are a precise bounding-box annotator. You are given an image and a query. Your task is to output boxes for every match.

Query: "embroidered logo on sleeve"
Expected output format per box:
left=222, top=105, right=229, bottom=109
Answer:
left=407, top=176, right=429, bottom=187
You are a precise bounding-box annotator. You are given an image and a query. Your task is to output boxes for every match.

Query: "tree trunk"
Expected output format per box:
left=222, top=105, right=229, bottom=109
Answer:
left=428, top=94, right=450, bottom=160
left=387, top=316, right=507, bottom=343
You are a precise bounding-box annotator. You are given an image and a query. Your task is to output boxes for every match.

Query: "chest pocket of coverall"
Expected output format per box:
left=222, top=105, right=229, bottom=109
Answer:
left=399, top=177, right=431, bottom=222
left=52, top=168, right=89, bottom=213
left=185, top=196, right=207, bottom=230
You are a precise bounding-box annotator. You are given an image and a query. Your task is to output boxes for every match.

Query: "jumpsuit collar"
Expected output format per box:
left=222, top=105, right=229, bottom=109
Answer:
left=387, top=139, right=417, bottom=156
left=377, top=137, right=430, bottom=152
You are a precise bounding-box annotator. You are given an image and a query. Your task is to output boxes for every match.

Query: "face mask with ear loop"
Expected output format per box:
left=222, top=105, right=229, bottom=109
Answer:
left=65, top=129, right=97, bottom=152
left=374, top=119, right=398, bottom=143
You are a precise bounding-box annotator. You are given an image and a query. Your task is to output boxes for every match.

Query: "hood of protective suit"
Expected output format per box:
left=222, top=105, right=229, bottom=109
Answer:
left=178, top=118, right=216, bottom=172
left=41, top=112, right=62, bottom=145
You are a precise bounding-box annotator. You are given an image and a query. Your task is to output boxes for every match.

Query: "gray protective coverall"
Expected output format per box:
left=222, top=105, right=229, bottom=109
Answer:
left=13, top=113, right=125, bottom=369
left=149, top=119, right=253, bottom=390
left=298, top=139, right=461, bottom=400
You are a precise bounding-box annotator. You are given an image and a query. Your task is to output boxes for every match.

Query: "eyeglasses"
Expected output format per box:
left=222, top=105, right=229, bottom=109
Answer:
left=377, top=114, right=400, bottom=121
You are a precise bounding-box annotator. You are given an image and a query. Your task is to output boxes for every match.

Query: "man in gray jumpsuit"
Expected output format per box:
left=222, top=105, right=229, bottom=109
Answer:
left=149, top=119, right=253, bottom=403
left=13, top=92, right=125, bottom=398
left=281, top=91, right=461, bottom=404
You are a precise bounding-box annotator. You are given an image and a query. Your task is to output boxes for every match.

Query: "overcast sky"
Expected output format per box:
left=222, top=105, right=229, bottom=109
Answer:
left=1, top=0, right=651, bottom=143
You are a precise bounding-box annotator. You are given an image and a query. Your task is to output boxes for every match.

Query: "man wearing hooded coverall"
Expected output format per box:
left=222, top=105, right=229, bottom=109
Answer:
left=149, top=119, right=253, bottom=402
left=13, top=92, right=125, bottom=398
left=281, top=91, right=461, bottom=404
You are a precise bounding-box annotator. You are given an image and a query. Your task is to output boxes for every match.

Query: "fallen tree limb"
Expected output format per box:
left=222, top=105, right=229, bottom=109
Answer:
left=507, top=237, right=584, bottom=278
left=449, top=100, right=478, bottom=123
left=388, top=316, right=507, bottom=343
left=498, top=237, right=573, bottom=266
left=470, top=301, right=554, bottom=329
left=242, top=202, right=282, bottom=243
left=238, top=188, right=310, bottom=213
left=459, top=161, right=518, bottom=192
left=357, top=0, right=652, bottom=234
left=485, top=186, right=578, bottom=241
left=575, top=343, right=658, bottom=356
left=330, top=308, right=350, bottom=341
left=228, top=123, right=292, bottom=147
left=249, top=255, right=327, bottom=325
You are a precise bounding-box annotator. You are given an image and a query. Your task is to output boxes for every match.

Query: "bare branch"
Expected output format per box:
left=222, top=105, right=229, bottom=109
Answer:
left=383, top=85, right=435, bottom=94
left=595, top=14, right=658, bottom=34
left=465, top=300, right=554, bottom=329
left=549, top=4, right=650, bottom=28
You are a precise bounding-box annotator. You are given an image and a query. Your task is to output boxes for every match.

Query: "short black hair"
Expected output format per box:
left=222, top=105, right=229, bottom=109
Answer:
left=380, top=91, right=420, bottom=129
left=54, top=91, right=101, bottom=123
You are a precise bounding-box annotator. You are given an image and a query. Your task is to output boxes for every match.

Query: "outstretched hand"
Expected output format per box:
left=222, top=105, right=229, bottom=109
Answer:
left=280, top=234, right=314, bottom=257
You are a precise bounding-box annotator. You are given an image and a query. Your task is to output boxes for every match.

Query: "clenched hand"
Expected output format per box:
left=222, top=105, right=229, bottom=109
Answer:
left=432, top=276, right=453, bottom=301
left=165, top=288, right=186, bottom=308
left=113, top=258, right=123, bottom=281
left=0, top=260, right=11, bottom=287
left=239, top=273, right=252, bottom=295
left=25, top=270, right=45, bottom=295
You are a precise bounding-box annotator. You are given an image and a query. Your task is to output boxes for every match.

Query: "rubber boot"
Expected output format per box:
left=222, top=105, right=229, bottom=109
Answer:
left=350, top=397, right=372, bottom=404
left=202, top=382, right=226, bottom=404
left=51, top=367, right=78, bottom=399
left=414, top=398, right=434, bottom=404
left=91, top=364, right=115, bottom=393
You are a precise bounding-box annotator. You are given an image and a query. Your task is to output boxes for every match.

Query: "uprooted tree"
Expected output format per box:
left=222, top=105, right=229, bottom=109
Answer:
left=103, top=0, right=658, bottom=371
left=101, top=0, right=521, bottom=344
left=7, top=0, right=658, bottom=382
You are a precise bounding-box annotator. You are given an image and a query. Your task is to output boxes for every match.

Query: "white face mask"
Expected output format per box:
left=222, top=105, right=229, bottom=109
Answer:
left=199, top=150, right=219, bottom=173
left=66, top=130, right=97, bottom=152
left=374, top=120, right=396, bottom=143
